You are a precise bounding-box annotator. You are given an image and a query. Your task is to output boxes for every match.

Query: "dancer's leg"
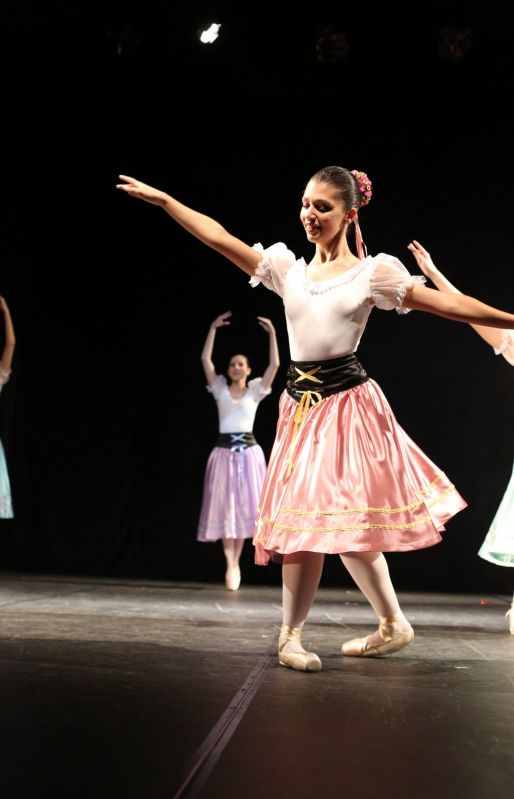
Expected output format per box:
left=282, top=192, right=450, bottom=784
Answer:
left=223, top=538, right=244, bottom=590
left=507, top=589, right=514, bottom=635
left=340, top=551, right=412, bottom=646
left=281, top=551, right=324, bottom=655
left=223, top=538, right=244, bottom=567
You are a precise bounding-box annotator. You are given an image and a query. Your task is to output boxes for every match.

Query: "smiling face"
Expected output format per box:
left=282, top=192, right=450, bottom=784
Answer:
left=300, top=179, right=349, bottom=245
left=227, top=354, right=251, bottom=384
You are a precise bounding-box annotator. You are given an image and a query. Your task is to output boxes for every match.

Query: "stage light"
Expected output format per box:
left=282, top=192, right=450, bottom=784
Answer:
left=438, top=28, right=473, bottom=61
left=200, top=23, right=221, bottom=44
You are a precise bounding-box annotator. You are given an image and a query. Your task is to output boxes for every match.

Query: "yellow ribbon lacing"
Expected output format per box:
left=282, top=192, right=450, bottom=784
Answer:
left=287, top=366, right=323, bottom=477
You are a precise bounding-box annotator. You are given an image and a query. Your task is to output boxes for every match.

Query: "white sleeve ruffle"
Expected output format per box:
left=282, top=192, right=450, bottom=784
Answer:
left=206, top=374, right=227, bottom=400
left=494, top=329, right=514, bottom=367
left=249, top=242, right=297, bottom=298
left=0, top=368, right=11, bottom=392
left=369, top=253, right=426, bottom=315
left=247, top=377, right=272, bottom=400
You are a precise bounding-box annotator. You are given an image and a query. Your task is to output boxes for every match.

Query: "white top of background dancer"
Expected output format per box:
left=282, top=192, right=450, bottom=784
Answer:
left=208, top=375, right=271, bottom=433
left=250, top=243, right=425, bottom=362
left=495, top=330, right=514, bottom=366
left=0, top=367, right=10, bottom=392
left=199, top=310, right=279, bottom=434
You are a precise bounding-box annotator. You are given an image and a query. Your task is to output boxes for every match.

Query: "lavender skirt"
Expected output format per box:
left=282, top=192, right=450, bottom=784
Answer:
left=197, top=444, right=267, bottom=541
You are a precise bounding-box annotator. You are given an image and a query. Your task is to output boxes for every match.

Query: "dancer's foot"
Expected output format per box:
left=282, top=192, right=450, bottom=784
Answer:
left=506, top=604, right=514, bottom=635
left=278, top=625, right=322, bottom=672
left=225, top=565, right=241, bottom=591
left=342, top=614, right=414, bottom=657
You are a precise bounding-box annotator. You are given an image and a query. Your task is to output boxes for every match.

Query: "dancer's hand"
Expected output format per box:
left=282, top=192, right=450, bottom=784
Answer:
left=116, top=175, right=168, bottom=207
left=257, top=316, right=275, bottom=335
left=211, top=311, right=232, bottom=329
left=407, top=240, right=439, bottom=280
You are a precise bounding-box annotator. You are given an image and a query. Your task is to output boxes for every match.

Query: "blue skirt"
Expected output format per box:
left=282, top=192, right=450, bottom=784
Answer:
left=0, top=439, right=13, bottom=518
left=478, top=461, right=514, bottom=567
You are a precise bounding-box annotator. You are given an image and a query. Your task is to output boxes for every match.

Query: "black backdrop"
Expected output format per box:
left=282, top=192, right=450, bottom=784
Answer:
left=1, top=2, right=513, bottom=593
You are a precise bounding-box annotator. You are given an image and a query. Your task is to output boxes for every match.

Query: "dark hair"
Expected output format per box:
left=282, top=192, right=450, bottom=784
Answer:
left=308, top=166, right=362, bottom=210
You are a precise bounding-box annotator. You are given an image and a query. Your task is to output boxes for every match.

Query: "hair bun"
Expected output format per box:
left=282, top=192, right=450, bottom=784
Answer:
left=351, top=169, right=373, bottom=207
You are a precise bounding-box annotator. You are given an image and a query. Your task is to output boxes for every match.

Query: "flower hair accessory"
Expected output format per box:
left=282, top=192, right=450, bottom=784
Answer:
left=351, top=169, right=372, bottom=207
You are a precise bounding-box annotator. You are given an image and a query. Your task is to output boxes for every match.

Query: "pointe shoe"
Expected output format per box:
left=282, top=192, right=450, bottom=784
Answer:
left=278, top=625, right=322, bottom=672
left=342, top=614, right=414, bottom=658
left=225, top=565, right=241, bottom=591
left=506, top=604, right=514, bottom=635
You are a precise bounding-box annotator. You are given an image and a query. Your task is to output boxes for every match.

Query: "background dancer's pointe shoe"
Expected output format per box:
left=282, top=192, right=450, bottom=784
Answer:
left=225, top=565, right=241, bottom=591
left=342, top=614, right=414, bottom=657
left=278, top=625, right=322, bottom=672
left=506, top=604, right=514, bottom=635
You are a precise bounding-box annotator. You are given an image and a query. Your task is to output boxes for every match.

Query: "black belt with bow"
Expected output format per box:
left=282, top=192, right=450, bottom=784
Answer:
left=216, top=432, right=258, bottom=452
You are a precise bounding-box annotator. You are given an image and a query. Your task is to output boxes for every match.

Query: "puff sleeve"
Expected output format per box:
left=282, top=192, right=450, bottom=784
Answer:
left=369, top=253, right=426, bottom=315
left=0, top=368, right=11, bottom=394
left=249, top=242, right=298, bottom=298
left=247, top=377, right=272, bottom=401
left=206, top=374, right=227, bottom=400
left=494, top=330, right=514, bottom=367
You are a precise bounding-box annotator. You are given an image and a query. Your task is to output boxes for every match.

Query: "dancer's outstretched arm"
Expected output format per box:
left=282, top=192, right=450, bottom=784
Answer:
left=116, top=176, right=262, bottom=276
left=403, top=241, right=514, bottom=329
left=408, top=240, right=508, bottom=346
left=0, top=296, right=15, bottom=373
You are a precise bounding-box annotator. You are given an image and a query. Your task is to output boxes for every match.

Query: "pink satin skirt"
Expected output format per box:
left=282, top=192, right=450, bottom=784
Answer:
left=253, top=379, right=467, bottom=565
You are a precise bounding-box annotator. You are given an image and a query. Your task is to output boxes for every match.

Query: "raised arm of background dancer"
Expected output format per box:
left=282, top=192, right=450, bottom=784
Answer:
left=407, top=240, right=505, bottom=349
left=257, top=317, right=280, bottom=391
left=200, top=311, right=232, bottom=386
left=0, top=296, right=15, bottom=373
left=116, top=176, right=262, bottom=276
left=401, top=246, right=514, bottom=329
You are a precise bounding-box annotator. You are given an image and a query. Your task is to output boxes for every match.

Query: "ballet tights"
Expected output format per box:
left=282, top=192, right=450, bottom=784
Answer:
left=223, top=538, right=244, bottom=590
left=340, top=551, right=411, bottom=646
left=223, top=538, right=244, bottom=568
left=507, top=590, right=514, bottom=635
left=281, top=551, right=325, bottom=655
left=281, top=550, right=411, bottom=654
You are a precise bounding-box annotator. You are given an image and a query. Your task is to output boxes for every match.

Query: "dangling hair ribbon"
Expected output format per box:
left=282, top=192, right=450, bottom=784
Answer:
left=350, top=169, right=372, bottom=260
left=353, top=213, right=367, bottom=260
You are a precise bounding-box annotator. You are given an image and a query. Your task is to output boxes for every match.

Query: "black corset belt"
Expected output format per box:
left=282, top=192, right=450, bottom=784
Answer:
left=284, top=353, right=369, bottom=478
left=216, top=432, right=258, bottom=451
left=286, top=352, right=368, bottom=403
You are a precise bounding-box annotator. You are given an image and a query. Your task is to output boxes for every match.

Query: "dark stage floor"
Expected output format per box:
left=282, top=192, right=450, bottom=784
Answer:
left=0, top=572, right=512, bottom=799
